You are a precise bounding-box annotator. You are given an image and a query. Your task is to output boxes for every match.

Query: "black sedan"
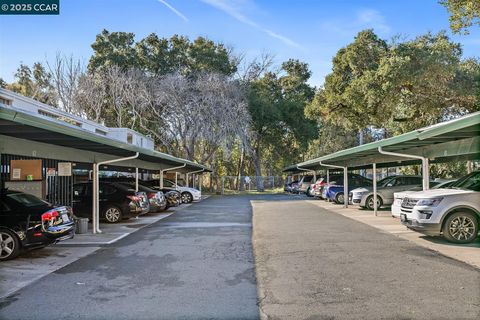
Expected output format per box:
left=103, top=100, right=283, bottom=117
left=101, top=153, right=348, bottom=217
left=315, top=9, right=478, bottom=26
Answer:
left=73, top=182, right=150, bottom=223
left=0, top=189, right=75, bottom=261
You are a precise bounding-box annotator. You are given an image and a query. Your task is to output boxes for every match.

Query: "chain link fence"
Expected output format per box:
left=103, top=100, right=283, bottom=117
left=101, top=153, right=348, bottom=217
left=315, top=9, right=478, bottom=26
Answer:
left=219, top=176, right=286, bottom=193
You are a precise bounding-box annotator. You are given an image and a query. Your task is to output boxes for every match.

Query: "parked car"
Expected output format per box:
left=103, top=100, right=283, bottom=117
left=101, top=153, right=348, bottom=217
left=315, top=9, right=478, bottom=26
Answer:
left=298, top=175, right=315, bottom=195
left=73, top=182, right=149, bottom=223
left=324, top=174, right=373, bottom=204
left=284, top=180, right=297, bottom=193
left=164, top=190, right=181, bottom=207
left=400, top=171, right=480, bottom=244
left=350, top=175, right=424, bottom=210
left=311, top=174, right=344, bottom=199
left=0, top=189, right=75, bottom=261
left=117, top=183, right=167, bottom=213
left=290, top=181, right=301, bottom=194
left=145, top=179, right=201, bottom=204
left=391, top=180, right=457, bottom=217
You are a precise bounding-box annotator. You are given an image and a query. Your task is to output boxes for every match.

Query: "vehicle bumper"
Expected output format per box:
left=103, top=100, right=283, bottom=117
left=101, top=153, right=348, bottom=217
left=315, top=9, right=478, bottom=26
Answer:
left=400, top=216, right=441, bottom=236
left=349, top=193, right=364, bottom=205
left=192, top=193, right=202, bottom=201
left=391, top=204, right=402, bottom=217
left=23, top=224, right=75, bottom=248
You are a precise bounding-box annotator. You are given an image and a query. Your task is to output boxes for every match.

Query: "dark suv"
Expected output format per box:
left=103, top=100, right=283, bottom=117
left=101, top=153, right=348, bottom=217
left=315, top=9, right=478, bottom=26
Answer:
left=0, top=189, right=75, bottom=261
left=72, top=182, right=149, bottom=223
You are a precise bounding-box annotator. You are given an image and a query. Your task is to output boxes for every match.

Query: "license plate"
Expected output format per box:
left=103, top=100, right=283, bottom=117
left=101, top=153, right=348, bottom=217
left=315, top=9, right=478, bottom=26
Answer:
left=62, top=214, right=70, bottom=222
left=400, top=213, right=407, bottom=222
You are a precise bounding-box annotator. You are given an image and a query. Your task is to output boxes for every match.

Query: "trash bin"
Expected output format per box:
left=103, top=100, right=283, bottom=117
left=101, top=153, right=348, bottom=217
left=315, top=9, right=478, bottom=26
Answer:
left=75, top=218, right=89, bottom=234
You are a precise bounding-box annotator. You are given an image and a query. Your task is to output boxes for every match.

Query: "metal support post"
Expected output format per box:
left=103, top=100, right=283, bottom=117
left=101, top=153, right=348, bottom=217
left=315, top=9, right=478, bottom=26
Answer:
left=373, top=163, right=377, bottom=216
left=186, top=169, right=205, bottom=189
left=93, top=152, right=139, bottom=234
left=343, top=166, right=348, bottom=208
left=378, top=147, right=430, bottom=191
left=319, top=162, right=348, bottom=208
left=135, top=167, right=139, bottom=192
left=159, top=164, right=186, bottom=189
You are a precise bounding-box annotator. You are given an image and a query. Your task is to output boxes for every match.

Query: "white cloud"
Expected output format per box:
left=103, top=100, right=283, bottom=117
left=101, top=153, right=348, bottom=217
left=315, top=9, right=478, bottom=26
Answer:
left=200, top=0, right=303, bottom=49
left=357, top=9, right=390, bottom=34
left=157, top=0, right=189, bottom=22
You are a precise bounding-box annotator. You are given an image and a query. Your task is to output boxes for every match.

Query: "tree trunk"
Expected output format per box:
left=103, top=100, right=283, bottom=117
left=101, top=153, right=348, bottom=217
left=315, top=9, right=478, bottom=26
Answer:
left=252, top=146, right=264, bottom=192
left=238, top=148, right=246, bottom=191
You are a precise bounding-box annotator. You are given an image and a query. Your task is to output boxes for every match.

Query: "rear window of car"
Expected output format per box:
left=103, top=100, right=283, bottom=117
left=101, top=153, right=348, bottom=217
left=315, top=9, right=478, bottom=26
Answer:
left=7, top=193, right=47, bottom=207
left=407, top=177, right=422, bottom=185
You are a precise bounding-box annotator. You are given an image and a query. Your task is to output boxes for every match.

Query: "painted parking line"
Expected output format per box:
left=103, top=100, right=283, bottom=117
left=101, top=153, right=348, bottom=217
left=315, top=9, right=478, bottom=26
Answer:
left=161, top=222, right=252, bottom=228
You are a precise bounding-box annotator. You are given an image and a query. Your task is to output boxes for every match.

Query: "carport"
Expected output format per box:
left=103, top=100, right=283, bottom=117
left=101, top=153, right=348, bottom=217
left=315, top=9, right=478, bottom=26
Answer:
left=0, top=99, right=210, bottom=234
left=285, top=112, right=480, bottom=215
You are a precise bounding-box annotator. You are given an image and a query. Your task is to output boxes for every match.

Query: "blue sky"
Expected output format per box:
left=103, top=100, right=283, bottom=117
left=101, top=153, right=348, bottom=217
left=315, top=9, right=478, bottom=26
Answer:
left=0, top=0, right=479, bottom=86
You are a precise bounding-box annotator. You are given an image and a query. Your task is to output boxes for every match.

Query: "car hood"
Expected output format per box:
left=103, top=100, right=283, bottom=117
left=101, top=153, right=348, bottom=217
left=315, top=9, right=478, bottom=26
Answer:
left=393, top=190, right=416, bottom=198
left=405, top=188, right=476, bottom=198
left=350, top=187, right=371, bottom=194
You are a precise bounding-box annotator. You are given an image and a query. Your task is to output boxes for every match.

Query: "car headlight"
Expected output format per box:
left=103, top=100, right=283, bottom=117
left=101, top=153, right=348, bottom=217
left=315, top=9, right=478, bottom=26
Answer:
left=416, top=198, right=443, bottom=207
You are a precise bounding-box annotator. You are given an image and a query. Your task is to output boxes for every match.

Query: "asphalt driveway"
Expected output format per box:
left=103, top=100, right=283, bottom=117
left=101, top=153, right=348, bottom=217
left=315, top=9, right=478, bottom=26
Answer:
left=0, top=196, right=259, bottom=320
left=253, top=195, right=480, bottom=320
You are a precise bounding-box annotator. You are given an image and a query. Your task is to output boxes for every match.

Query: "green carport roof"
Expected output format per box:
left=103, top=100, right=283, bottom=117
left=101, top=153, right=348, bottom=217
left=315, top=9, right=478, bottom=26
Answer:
left=0, top=106, right=211, bottom=172
left=284, top=112, right=480, bottom=173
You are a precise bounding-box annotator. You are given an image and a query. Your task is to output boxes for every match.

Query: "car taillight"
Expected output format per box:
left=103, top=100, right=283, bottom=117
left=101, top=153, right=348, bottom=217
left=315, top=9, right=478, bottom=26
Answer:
left=41, top=210, right=59, bottom=221
left=127, top=195, right=141, bottom=202
left=312, top=185, right=317, bottom=189
left=148, top=193, right=156, bottom=199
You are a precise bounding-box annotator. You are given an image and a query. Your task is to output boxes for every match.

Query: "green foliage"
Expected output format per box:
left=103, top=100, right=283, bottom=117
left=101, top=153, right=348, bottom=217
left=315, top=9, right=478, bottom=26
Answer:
left=307, top=30, right=480, bottom=137
left=6, top=62, right=56, bottom=105
left=308, top=30, right=389, bottom=131
left=89, top=30, right=237, bottom=76
left=439, top=0, right=480, bottom=34
left=89, top=29, right=138, bottom=72
left=247, top=59, right=318, bottom=175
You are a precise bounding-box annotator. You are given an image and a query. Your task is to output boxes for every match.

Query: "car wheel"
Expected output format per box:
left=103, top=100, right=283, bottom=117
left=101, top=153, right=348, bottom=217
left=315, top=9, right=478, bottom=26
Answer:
left=104, top=206, right=123, bottom=223
left=0, top=229, right=21, bottom=261
left=443, top=212, right=478, bottom=244
left=335, top=193, right=344, bottom=204
left=181, top=192, right=193, bottom=204
left=365, top=195, right=383, bottom=210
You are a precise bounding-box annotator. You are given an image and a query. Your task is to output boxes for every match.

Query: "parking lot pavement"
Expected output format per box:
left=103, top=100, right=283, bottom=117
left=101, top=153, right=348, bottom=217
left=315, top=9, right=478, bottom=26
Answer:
left=0, top=195, right=259, bottom=320
left=0, top=246, right=99, bottom=300
left=253, top=195, right=480, bottom=320
left=0, top=201, right=194, bottom=300
left=307, top=199, right=480, bottom=269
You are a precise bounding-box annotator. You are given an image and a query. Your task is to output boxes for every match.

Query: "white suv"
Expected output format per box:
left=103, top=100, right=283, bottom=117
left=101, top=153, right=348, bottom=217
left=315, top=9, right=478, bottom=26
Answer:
left=399, top=171, right=480, bottom=243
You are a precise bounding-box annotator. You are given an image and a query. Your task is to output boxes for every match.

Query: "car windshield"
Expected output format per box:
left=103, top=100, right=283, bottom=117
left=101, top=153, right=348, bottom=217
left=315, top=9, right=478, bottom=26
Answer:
left=7, top=193, right=48, bottom=207
left=378, top=177, right=395, bottom=187
left=164, top=179, right=183, bottom=187
left=449, top=172, right=480, bottom=191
